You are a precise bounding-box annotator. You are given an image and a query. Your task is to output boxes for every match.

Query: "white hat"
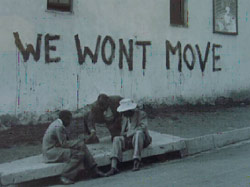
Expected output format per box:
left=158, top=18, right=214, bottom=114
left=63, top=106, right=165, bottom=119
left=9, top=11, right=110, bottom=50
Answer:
left=117, top=98, right=137, bottom=112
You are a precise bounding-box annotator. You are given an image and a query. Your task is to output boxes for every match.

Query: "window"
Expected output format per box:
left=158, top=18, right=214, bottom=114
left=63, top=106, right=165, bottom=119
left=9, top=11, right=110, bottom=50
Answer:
left=47, top=0, right=72, bottom=12
left=170, top=0, right=187, bottom=26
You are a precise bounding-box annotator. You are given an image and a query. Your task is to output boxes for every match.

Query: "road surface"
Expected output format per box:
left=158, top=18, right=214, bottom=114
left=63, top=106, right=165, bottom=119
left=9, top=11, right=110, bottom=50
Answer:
left=52, top=141, right=250, bottom=187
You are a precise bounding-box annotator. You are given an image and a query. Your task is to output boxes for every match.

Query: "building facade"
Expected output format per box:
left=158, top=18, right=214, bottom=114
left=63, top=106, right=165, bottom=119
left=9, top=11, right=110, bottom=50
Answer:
left=0, top=0, right=249, bottom=115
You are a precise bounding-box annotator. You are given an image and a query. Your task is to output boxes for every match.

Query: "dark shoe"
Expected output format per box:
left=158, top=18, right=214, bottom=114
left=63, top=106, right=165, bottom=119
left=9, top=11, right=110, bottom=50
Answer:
left=92, top=168, right=106, bottom=178
left=132, top=159, right=140, bottom=171
left=105, top=167, right=119, bottom=177
left=60, top=176, right=74, bottom=185
left=85, top=135, right=100, bottom=144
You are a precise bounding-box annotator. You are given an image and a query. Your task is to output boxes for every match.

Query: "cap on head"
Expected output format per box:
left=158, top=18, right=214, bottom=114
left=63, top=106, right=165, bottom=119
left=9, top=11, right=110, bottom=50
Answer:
left=59, top=110, right=72, bottom=120
left=97, top=93, right=109, bottom=106
left=117, top=98, right=137, bottom=112
left=59, top=110, right=72, bottom=126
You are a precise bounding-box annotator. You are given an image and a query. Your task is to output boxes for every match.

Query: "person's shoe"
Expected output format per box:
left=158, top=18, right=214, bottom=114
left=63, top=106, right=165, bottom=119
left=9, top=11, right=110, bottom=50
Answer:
left=132, top=159, right=140, bottom=171
left=105, top=167, right=119, bottom=177
left=92, top=167, right=106, bottom=178
left=60, top=176, right=74, bottom=185
left=85, top=135, right=100, bottom=144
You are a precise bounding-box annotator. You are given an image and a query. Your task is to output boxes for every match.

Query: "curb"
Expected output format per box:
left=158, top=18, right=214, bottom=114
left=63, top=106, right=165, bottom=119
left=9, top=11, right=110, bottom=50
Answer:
left=184, top=127, right=250, bottom=156
left=1, top=128, right=250, bottom=186
left=184, top=134, right=215, bottom=155
left=0, top=131, right=185, bottom=186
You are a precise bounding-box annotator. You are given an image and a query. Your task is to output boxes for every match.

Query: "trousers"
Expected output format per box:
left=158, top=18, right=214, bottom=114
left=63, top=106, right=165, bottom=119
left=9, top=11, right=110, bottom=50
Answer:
left=110, top=130, right=145, bottom=162
left=61, top=141, right=97, bottom=180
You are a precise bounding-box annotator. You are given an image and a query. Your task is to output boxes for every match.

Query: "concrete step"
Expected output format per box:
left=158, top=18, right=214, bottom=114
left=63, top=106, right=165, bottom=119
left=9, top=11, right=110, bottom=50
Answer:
left=0, top=131, right=185, bottom=186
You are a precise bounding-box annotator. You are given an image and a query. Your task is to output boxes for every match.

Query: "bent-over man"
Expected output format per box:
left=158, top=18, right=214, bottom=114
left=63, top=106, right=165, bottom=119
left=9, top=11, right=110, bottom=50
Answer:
left=106, top=98, right=152, bottom=176
left=82, top=94, right=123, bottom=143
left=42, top=110, right=105, bottom=185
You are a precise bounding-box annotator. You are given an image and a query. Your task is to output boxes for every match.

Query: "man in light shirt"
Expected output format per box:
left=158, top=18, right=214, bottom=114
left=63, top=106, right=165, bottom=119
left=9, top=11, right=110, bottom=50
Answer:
left=42, top=110, right=105, bottom=185
left=105, top=99, right=152, bottom=176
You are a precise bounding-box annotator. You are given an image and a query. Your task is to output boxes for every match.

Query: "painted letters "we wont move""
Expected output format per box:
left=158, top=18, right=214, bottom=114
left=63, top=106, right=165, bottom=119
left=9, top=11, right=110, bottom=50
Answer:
left=13, top=32, right=222, bottom=72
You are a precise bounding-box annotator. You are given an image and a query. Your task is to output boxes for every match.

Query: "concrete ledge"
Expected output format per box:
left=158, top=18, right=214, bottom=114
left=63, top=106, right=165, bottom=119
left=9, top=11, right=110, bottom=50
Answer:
left=185, top=135, right=215, bottom=155
left=0, top=131, right=185, bottom=186
left=213, top=127, right=250, bottom=148
left=2, top=127, right=250, bottom=186
left=0, top=156, right=66, bottom=186
left=184, top=127, right=250, bottom=155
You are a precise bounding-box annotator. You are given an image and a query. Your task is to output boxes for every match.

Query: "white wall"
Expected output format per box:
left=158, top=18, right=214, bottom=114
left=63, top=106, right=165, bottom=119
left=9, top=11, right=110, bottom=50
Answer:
left=0, top=0, right=249, bottom=115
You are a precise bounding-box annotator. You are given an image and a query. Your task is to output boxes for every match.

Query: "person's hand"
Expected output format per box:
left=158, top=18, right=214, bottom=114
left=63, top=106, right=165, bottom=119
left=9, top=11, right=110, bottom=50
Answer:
left=126, top=131, right=136, bottom=138
left=90, top=129, right=96, bottom=137
left=85, top=130, right=100, bottom=144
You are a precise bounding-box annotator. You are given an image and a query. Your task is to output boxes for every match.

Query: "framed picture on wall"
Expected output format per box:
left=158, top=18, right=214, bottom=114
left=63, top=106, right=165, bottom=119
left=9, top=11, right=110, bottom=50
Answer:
left=213, top=0, right=238, bottom=35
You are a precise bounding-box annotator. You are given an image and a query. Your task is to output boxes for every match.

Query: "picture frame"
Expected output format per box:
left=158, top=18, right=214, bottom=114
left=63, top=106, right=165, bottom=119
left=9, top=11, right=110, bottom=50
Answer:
left=213, top=0, right=238, bottom=35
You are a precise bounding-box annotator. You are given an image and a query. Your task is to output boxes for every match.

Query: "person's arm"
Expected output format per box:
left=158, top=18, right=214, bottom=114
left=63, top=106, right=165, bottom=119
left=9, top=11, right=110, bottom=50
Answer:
left=87, top=112, right=97, bottom=135
left=55, top=126, right=72, bottom=148
left=126, top=111, right=148, bottom=137
left=120, top=116, right=128, bottom=137
left=56, top=126, right=84, bottom=148
left=137, top=111, right=148, bottom=131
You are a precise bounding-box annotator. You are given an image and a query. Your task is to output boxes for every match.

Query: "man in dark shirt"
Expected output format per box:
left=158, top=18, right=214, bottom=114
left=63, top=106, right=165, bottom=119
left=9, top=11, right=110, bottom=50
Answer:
left=82, top=94, right=123, bottom=143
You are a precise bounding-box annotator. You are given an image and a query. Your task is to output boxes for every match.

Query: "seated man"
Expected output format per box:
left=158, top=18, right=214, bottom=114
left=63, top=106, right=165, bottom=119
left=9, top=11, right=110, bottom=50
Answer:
left=42, top=110, right=105, bottom=185
left=82, top=94, right=123, bottom=143
left=106, top=98, right=152, bottom=176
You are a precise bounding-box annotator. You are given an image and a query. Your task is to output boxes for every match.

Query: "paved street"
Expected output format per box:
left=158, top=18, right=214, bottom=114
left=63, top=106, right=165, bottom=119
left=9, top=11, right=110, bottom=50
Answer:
left=52, top=141, right=250, bottom=187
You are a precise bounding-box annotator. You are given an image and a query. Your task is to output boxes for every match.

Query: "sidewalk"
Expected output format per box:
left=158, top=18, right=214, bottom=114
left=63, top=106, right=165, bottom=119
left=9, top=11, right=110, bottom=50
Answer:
left=147, top=105, right=250, bottom=138
left=1, top=104, right=250, bottom=186
left=146, top=104, right=250, bottom=155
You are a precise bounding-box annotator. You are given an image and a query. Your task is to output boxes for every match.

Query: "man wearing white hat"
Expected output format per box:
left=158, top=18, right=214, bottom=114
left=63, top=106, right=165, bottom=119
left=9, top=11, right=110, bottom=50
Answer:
left=105, top=98, right=152, bottom=176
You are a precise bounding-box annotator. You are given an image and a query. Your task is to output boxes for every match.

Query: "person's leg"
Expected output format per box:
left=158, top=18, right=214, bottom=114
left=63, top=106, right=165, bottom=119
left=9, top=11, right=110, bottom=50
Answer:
left=106, top=136, right=125, bottom=176
left=78, top=141, right=105, bottom=177
left=61, top=142, right=104, bottom=183
left=61, top=150, right=83, bottom=183
left=111, top=157, right=118, bottom=169
left=132, top=130, right=145, bottom=171
left=80, top=142, right=98, bottom=168
left=110, top=136, right=125, bottom=164
left=84, top=113, right=99, bottom=144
